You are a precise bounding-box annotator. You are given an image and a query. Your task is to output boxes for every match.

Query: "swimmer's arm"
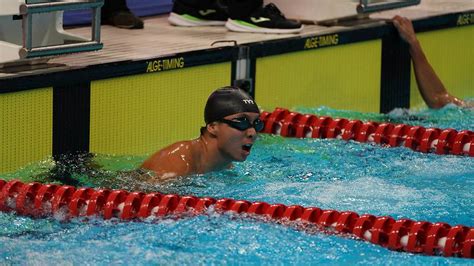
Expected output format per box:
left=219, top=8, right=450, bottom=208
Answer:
left=408, top=39, right=464, bottom=109
left=136, top=167, right=180, bottom=183
left=141, top=157, right=181, bottom=182
left=393, top=16, right=465, bottom=109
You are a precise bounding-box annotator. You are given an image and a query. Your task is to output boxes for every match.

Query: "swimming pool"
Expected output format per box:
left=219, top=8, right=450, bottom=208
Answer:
left=1, top=105, right=473, bottom=264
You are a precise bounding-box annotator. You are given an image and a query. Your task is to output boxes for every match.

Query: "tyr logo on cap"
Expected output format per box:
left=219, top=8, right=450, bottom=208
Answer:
left=243, top=99, right=254, bottom=104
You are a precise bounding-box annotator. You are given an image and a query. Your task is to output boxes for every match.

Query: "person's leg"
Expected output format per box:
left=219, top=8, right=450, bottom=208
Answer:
left=226, top=0, right=262, bottom=19
left=102, top=0, right=144, bottom=29
left=101, top=0, right=129, bottom=15
left=168, top=0, right=229, bottom=26
left=225, top=0, right=303, bottom=34
left=178, top=0, right=216, bottom=8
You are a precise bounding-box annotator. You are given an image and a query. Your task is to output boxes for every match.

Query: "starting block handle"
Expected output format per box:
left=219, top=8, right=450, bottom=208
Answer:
left=357, top=0, right=421, bottom=14
left=19, top=1, right=103, bottom=14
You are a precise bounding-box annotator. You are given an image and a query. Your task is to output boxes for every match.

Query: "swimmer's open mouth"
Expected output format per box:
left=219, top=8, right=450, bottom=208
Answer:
left=242, top=144, right=252, bottom=152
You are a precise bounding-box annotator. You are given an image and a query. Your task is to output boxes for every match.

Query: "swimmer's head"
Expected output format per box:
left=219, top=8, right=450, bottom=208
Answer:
left=204, top=86, right=260, bottom=124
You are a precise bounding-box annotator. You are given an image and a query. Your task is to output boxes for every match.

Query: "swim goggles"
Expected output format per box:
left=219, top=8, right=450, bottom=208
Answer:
left=218, top=116, right=264, bottom=132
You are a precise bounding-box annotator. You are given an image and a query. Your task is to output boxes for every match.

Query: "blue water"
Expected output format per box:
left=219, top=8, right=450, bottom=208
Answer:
left=1, top=105, right=473, bottom=265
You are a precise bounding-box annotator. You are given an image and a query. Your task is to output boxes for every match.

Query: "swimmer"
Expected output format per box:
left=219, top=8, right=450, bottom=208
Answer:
left=392, top=16, right=473, bottom=109
left=141, top=86, right=263, bottom=181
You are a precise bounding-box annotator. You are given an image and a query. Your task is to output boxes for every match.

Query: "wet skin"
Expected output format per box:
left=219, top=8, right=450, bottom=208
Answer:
left=141, top=112, right=259, bottom=182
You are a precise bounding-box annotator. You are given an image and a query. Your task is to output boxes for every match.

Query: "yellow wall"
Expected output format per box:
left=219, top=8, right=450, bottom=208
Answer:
left=256, top=40, right=382, bottom=113
left=0, top=88, right=53, bottom=173
left=410, top=25, right=474, bottom=108
left=90, top=63, right=231, bottom=155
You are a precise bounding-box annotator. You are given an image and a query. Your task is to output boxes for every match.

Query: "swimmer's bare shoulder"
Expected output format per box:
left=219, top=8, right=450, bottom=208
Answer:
left=141, top=140, right=196, bottom=181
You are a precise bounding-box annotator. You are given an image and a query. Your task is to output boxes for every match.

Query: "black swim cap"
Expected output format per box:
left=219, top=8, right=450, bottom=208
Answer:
left=204, top=86, right=260, bottom=124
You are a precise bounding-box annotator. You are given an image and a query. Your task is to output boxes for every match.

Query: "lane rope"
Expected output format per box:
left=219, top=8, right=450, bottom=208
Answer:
left=0, top=179, right=472, bottom=258
left=259, top=108, right=474, bottom=156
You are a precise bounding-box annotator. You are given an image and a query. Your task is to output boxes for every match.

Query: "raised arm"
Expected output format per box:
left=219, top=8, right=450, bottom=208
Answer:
left=392, top=15, right=466, bottom=109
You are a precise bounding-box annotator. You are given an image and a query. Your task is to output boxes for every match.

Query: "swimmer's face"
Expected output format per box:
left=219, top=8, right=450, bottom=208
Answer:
left=213, top=112, right=260, bottom=162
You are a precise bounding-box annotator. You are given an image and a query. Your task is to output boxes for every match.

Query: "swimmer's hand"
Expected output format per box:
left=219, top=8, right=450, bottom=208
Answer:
left=392, top=15, right=418, bottom=46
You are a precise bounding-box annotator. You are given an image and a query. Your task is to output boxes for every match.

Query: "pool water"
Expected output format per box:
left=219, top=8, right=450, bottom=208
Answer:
left=1, top=105, right=473, bottom=265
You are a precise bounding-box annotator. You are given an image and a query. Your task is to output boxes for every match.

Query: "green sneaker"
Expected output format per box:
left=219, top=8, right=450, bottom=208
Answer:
left=225, top=3, right=303, bottom=34
left=168, top=0, right=228, bottom=26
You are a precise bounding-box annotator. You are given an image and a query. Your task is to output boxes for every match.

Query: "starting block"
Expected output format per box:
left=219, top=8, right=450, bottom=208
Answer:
left=0, top=0, right=104, bottom=66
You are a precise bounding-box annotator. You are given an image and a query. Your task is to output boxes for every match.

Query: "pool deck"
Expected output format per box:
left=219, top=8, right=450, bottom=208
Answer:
left=0, top=0, right=473, bottom=81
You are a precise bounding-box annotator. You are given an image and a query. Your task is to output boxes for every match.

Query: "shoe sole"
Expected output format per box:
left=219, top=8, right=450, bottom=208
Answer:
left=225, top=19, right=303, bottom=34
left=104, top=22, right=144, bottom=30
left=168, top=12, right=226, bottom=27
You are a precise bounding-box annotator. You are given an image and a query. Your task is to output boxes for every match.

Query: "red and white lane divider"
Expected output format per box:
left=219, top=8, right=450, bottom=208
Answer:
left=0, top=179, right=472, bottom=258
left=260, top=108, right=474, bottom=156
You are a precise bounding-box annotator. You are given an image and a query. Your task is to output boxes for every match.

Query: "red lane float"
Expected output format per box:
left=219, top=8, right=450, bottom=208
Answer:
left=0, top=179, right=472, bottom=259
left=341, top=120, right=363, bottom=141
left=295, top=114, right=318, bottom=138
left=355, top=122, right=379, bottom=143
left=280, top=112, right=304, bottom=137
left=0, top=180, right=5, bottom=190
left=312, top=116, right=333, bottom=139
left=175, top=195, right=197, bottom=213
left=0, top=180, right=24, bottom=212
left=404, top=126, right=426, bottom=151
left=121, top=192, right=145, bottom=220
left=137, top=193, right=162, bottom=218
left=259, top=108, right=474, bottom=157
left=373, top=123, right=395, bottom=145
left=69, top=188, right=95, bottom=216
left=261, top=108, right=289, bottom=135
left=388, top=219, right=414, bottom=250
left=15, top=182, right=42, bottom=216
